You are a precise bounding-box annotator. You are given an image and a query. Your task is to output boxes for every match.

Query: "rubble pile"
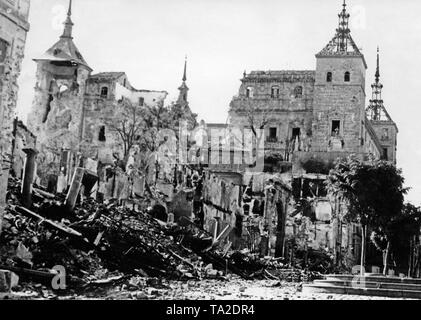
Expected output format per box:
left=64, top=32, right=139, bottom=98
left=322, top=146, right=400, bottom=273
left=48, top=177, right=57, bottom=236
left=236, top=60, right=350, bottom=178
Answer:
left=0, top=177, right=322, bottom=299
left=1, top=179, right=212, bottom=283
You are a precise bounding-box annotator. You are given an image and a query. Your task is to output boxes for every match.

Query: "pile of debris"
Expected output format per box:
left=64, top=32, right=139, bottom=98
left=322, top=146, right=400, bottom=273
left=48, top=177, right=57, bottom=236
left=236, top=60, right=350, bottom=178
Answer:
left=0, top=177, right=321, bottom=297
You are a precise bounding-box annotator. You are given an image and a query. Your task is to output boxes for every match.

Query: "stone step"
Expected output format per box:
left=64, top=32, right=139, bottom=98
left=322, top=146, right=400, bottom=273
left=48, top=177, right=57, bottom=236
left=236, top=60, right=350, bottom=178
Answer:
left=325, top=274, right=421, bottom=285
left=313, top=279, right=421, bottom=292
left=302, top=283, right=421, bottom=299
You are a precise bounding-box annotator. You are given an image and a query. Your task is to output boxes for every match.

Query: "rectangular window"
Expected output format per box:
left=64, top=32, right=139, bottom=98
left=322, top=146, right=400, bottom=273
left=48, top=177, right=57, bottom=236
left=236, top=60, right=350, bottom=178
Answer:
left=271, top=87, right=280, bottom=98
left=98, top=126, right=106, bottom=142
left=382, top=148, right=388, bottom=161
left=292, top=128, right=301, bottom=140
left=268, top=127, right=278, bottom=142
left=139, top=97, right=145, bottom=106
left=382, top=128, right=389, bottom=140
left=332, top=120, right=341, bottom=136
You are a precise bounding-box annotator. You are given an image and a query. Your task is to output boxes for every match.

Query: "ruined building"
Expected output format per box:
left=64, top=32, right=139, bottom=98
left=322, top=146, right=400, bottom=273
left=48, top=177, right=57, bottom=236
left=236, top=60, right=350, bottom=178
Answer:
left=0, top=0, right=30, bottom=231
left=202, top=1, right=399, bottom=263
left=27, top=0, right=168, bottom=186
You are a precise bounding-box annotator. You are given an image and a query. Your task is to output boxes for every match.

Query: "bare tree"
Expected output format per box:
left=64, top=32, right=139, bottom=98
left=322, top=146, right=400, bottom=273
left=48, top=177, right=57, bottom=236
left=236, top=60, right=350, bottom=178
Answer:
left=105, top=98, right=147, bottom=161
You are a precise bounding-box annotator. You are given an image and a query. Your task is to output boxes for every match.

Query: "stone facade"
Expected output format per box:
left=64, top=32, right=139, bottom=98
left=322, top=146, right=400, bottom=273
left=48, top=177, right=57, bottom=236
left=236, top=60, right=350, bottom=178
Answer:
left=83, top=72, right=168, bottom=163
left=229, top=3, right=396, bottom=166
left=0, top=0, right=30, bottom=232
left=27, top=1, right=168, bottom=187
left=225, top=2, right=398, bottom=261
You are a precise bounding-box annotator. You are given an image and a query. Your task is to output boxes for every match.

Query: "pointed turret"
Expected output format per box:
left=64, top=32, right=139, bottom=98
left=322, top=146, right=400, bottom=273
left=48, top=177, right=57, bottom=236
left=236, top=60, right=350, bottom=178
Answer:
left=367, top=47, right=392, bottom=122
left=34, top=0, right=92, bottom=71
left=317, top=0, right=366, bottom=67
left=61, top=0, right=74, bottom=39
left=366, top=47, right=398, bottom=163
left=177, top=56, right=189, bottom=106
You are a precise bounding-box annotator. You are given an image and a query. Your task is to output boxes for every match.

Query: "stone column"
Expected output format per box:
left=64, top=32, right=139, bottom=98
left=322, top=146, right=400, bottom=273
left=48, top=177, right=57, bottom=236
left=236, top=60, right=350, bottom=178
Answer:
left=21, top=148, right=38, bottom=209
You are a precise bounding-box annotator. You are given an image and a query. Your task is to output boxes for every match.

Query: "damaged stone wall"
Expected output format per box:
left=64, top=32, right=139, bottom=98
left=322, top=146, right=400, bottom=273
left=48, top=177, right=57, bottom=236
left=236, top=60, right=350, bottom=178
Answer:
left=11, top=118, right=37, bottom=179
left=0, top=0, right=30, bottom=233
left=83, top=72, right=168, bottom=164
left=287, top=173, right=361, bottom=266
left=229, top=71, right=314, bottom=160
left=27, top=61, right=91, bottom=185
left=202, top=170, right=292, bottom=257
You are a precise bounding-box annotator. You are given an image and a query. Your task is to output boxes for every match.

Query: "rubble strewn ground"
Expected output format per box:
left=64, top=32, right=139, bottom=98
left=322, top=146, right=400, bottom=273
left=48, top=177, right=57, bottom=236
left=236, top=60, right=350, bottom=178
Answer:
left=0, top=177, right=325, bottom=300
left=2, top=177, right=410, bottom=301
left=6, top=278, right=413, bottom=300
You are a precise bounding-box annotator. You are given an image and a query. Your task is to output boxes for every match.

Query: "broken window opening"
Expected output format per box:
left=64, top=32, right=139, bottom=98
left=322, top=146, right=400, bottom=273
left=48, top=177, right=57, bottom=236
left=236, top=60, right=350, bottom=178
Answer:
left=139, top=97, right=145, bottom=106
left=268, top=127, right=278, bottom=142
left=292, top=128, right=301, bottom=140
left=294, top=86, right=303, bottom=99
left=382, top=148, right=388, bottom=161
left=42, top=95, right=53, bottom=123
left=271, top=86, right=280, bottom=98
left=100, top=87, right=109, bottom=98
left=246, top=87, right=254, bottom=98
left=327, top=72, right=332, bottom=82
left=98, top=126, right=106, bottom=142
left=344, top=72, right=351, bottom=82
left=331, top=120, right=341, bottom=136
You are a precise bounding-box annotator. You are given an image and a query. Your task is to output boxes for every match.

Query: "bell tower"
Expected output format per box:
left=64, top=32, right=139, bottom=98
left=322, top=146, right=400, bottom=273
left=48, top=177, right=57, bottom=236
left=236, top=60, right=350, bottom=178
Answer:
left=312, top=0, right=367, bottom=153
left=27, top=0, right=92, bottom=184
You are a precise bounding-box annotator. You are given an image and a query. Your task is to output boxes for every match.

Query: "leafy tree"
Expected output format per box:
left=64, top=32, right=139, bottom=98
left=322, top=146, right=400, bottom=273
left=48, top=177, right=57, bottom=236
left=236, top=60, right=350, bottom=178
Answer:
left=326, top=155, right=407, bottom=275
left=371, top=203, right=421, bottom=275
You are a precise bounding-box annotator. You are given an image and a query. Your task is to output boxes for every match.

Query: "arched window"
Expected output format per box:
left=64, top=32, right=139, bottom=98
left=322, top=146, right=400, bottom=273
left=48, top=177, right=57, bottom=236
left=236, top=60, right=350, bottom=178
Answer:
left=294, top=86, right=303, bottom=99
left=246, top=87, right=254, bottom=98
left=100, top=87, right=108, bottom=98
left=271, top=86, right=280, bottom=98
left=344, top=72, right=351, bottom=82
left=326, top=72, right=332, bottom=82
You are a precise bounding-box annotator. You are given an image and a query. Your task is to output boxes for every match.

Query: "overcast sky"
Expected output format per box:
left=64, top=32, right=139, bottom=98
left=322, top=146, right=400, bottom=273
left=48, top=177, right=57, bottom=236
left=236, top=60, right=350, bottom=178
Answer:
left=16, top=0, right=421, bottom=205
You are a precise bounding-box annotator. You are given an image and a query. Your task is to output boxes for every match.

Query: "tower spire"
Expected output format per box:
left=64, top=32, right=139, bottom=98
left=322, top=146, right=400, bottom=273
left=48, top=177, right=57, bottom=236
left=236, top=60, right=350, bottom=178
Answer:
left=182, top=56, right=187, bottom=82
left=367, top=46, right=387, bottom=121
left=177, top=56, right=189, bottom=106
left=336, top=0, right=351, bottom=52
left=61, top=0, right=74, bottom=39
left=375, top=46, right=380, bottom=83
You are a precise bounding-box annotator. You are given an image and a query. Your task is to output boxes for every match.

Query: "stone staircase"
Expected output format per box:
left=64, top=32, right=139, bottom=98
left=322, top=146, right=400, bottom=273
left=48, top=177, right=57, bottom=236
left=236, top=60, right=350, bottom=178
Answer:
left=302, top=274, right=421, bottom=299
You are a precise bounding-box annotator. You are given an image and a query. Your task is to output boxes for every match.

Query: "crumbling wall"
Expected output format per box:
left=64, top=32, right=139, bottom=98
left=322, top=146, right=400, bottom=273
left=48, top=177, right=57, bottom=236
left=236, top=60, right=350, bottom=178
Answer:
left=27, top=62, right=91, bottom=185
left=83, top=75, right=168, bottom=164
left=229, top=71, right=315, bottom=159
left=0, top=0, right=30, bottom=232
left=11, top=118, right=37, bottom=179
